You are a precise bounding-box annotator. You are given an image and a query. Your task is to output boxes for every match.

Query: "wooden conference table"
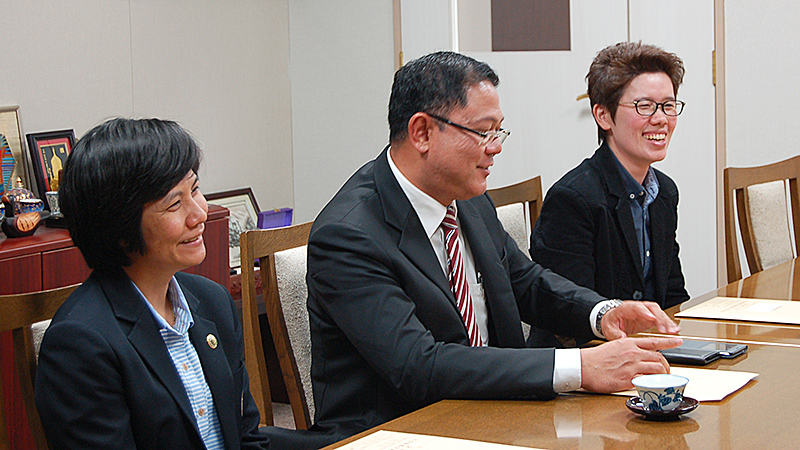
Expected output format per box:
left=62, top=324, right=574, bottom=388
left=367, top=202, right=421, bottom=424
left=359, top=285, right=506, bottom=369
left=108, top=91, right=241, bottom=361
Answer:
left=323, top=258, right=800, bottom=450
left=640, top=258, right=800, bottom=348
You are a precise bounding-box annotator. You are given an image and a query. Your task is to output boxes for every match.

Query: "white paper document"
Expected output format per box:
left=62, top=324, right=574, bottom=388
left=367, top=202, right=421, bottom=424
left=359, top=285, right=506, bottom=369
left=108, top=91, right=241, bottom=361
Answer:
left=675, top=296, right=800, bottom=325
left=614, top=366, right=758, bottom=402
left=335, top=430, right=545, bottom=450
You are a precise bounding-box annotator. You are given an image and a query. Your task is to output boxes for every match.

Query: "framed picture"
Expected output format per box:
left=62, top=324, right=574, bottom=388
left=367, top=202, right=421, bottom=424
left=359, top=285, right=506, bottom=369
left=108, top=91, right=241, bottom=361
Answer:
left=26, top=129, right=76, bottom=197
left=0, top=106, right=32, bottom=195
left=205, top=188, right=260, bottom=269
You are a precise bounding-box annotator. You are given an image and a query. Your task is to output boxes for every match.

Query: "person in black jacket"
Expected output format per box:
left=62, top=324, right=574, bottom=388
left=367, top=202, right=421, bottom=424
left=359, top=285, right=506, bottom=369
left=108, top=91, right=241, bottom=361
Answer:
left=530, top=42, right=690, bottom=348
left=35, top=118, right=269, bottom=450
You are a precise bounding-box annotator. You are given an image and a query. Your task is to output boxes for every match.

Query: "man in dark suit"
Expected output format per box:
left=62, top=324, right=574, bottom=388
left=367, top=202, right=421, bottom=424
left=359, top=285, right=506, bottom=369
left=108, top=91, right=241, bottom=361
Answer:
left=530, top=42, right=689, bottom=348
left=306, top=51, right=682, bottom=440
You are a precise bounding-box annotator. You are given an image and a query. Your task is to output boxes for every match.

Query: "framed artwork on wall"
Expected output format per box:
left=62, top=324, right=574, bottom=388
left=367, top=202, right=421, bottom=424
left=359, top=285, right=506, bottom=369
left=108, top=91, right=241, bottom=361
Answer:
left=0, top=106, right=32, bottom=195
left=205, top=188, right=260, bottom=269
left=26, top=129, right=76, bottom=197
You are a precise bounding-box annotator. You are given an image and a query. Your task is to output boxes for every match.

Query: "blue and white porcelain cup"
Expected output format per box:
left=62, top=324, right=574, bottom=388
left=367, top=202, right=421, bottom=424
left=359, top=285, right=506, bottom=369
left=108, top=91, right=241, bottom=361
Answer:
left=632, top=374, right=689, bottom=412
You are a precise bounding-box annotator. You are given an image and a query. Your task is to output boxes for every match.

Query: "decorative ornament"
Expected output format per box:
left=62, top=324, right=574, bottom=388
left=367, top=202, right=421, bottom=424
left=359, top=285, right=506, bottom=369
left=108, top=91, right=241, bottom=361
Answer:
left=0, top=133, right=14, bottom=195
left=5, top=177, right=38, bottom=215
left=1, top=193, right=49, bottom=238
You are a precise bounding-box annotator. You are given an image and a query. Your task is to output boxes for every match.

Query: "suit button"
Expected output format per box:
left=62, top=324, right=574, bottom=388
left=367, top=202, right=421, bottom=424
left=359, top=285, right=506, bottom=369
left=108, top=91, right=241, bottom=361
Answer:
left=633, top=291, right=643, bottom=300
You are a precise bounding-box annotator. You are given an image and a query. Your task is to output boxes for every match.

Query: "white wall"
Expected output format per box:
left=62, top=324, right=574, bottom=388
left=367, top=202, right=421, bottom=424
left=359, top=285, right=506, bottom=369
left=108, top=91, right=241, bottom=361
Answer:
left=725, top=0, right=800, bottom=168
left=0, top=0, right=401, bottom=224
left=288, top=0, right=396, bottom=223
left=0, top=0, right=293, bottom=212
left=401, top=0, right=455, bottom=61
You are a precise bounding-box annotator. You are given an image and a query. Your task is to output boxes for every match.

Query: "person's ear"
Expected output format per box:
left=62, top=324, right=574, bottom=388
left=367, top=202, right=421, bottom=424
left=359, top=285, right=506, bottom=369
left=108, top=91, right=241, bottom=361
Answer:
left=406, top=112, right=434, bottom=154
left=592, top=104, right=614, bottom=132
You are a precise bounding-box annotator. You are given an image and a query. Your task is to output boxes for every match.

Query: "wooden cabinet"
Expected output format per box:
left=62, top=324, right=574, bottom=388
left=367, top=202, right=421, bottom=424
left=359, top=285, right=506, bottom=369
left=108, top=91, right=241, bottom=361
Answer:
left=0, top=253, right=42, bottom=293
left=0, top=205, right=229, bottom=448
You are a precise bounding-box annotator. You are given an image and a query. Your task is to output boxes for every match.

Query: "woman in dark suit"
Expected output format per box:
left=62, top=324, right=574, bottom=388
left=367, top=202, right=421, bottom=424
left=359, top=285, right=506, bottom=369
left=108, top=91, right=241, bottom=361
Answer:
left=35, top=118, right=268, bottom=450
left=530, top=42, right=690, bottom=347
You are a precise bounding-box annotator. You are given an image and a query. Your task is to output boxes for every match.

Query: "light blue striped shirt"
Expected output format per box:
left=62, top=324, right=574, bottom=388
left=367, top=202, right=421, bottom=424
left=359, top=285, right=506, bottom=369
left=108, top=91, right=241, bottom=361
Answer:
left=133, top=277, right=225, bottom=450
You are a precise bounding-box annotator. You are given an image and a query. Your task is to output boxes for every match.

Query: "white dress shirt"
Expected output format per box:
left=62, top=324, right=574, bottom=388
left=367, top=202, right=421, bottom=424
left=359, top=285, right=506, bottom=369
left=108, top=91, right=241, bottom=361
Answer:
left=387, top=151, right=586, bottom=392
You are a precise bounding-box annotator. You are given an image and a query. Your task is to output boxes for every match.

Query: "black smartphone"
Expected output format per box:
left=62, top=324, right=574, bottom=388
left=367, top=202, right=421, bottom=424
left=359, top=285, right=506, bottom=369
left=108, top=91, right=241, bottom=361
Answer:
left=660, top=340, right=748, bottom=365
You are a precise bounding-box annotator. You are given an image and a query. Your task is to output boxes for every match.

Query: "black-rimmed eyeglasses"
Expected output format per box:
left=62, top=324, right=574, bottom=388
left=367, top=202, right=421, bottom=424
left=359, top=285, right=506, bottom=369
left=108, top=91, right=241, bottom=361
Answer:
left=427, top=113, right=510, bottom=146
left=618, top=100, right=686, bottom=117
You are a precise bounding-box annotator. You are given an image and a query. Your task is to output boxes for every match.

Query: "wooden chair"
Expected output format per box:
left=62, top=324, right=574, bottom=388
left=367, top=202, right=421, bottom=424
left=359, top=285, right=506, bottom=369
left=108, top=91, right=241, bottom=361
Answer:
left=724, top=155, right=800, bottom=283
left=487, top=176, right=543, bottom=258
left=0, top=284, right=79, bottom=450
left=240, top=222, right=314, bottom=430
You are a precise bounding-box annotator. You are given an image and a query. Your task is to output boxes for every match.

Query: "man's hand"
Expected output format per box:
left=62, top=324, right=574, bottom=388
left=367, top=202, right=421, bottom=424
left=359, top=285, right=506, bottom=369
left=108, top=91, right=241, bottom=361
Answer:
left=580, top=337, right=683, bottom=393
left=602, top=301, right=680, bottom=340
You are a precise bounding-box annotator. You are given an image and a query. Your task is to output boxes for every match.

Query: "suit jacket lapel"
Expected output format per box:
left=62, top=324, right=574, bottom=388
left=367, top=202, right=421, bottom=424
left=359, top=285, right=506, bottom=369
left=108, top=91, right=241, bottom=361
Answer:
left=614, top=199, right=645, bottom=285
left=595, top=145, right=645, bottom=285
left=184, top=286, right=238, bottom=450
left=648, top=189, right=672, bottom=297
left=374, top=149, right=456, bottom=306
left=98, top=271, right=200, bottom=437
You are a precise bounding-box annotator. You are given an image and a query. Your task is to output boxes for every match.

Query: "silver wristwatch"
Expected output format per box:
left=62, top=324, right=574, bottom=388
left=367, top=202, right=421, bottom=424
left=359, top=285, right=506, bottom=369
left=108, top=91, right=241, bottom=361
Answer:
left=595, top=299, right=623, bottom=338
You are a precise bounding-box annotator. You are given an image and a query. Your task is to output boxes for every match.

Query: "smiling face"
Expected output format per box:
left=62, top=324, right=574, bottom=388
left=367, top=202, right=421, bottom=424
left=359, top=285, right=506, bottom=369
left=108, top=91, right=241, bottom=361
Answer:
left=593, top=72, right=678, bottom=182
left=129, top=171, right=208, bottom=278
left=421, top=80, right=504, bottom=205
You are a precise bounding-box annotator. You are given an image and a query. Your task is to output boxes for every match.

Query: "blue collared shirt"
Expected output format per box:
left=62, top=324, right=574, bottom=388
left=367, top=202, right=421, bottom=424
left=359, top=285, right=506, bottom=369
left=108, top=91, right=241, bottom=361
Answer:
left=612, top=155, right=659, bottom=301
left=134, top=277, right=225, bottom=450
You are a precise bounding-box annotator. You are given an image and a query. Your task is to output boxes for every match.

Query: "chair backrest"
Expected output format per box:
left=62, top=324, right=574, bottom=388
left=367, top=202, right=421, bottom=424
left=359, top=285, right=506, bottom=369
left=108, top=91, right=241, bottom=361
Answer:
left=486, top=176, right=543, bottom=258
left=0, top=284, right=79, bottom=450
left=240, top=222, right=314, bottom=430
left=724, top=155, right=800, bottom=283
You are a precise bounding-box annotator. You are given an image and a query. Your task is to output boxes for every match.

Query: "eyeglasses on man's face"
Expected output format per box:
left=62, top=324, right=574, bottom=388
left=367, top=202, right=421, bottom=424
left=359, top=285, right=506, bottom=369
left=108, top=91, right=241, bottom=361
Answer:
left=427, top=113, right=510, bottom=146
left=618, top=99, right=685, bottom=117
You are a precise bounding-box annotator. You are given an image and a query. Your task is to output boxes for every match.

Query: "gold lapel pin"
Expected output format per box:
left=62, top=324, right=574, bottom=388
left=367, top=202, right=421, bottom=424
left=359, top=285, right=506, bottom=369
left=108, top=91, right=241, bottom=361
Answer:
left=207, top=334, right=218, bottom=349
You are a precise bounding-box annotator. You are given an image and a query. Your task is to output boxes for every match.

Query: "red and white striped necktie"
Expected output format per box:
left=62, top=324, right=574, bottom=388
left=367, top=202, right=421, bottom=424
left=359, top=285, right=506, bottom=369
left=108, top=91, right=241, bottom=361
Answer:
left=441, top=205, right=483, bottom=347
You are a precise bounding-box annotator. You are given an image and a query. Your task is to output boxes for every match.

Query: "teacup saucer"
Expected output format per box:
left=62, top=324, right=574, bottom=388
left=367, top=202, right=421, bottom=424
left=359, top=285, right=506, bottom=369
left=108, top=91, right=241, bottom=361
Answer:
left=626, top=396, right=699, bottom=421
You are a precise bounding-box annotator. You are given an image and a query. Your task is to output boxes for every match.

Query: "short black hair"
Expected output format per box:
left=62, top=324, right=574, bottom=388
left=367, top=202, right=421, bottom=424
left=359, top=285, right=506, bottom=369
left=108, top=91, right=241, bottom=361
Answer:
left=388, top=51, right=499, bottom=143
left=60, top=118, right=202, bottom=272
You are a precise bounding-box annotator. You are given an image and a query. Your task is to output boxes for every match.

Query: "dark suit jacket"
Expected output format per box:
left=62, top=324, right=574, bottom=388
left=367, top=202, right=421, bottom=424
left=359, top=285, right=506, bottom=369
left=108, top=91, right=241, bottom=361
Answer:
left=35, top=270, right=268, bottom=450
left=306, top=148, right=605, bottom=439
left=531, top=142, right=688, bottom=318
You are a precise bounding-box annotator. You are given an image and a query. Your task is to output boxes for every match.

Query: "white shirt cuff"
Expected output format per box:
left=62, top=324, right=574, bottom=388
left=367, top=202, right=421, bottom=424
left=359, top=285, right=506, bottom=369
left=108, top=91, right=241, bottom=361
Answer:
left=552, top=348, right=581, bottom=393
